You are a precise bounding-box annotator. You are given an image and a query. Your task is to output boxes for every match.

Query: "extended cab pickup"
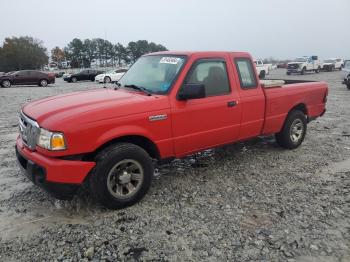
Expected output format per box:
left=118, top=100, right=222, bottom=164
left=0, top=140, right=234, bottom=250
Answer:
left=16, top=51, right=328, bottom=209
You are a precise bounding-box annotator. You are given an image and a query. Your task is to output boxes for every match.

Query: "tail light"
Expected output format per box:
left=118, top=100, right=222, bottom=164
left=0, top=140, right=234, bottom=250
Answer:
left=323, top=88, right=328, bottom=103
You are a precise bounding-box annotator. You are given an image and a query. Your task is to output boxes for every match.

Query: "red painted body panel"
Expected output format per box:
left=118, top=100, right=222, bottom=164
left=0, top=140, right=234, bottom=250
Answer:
left=16, top=137, right=95, bottom=183
left=18, top=51, right=328, bottom=185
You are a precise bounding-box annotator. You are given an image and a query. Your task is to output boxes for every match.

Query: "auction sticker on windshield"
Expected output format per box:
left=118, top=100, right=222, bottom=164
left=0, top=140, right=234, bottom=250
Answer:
left=159, top=57, right=182, bottom=64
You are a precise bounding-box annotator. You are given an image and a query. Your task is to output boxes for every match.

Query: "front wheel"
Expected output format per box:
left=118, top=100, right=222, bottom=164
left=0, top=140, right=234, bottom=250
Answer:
left=71, top=77, right=77, bottom=83
left=89, top=143, right=153, bottom=209
left=301, top=68, right=306, bottom=75
left=1, top=80, right=11, bottom=88
left=275, top=110, right=307, bottom=149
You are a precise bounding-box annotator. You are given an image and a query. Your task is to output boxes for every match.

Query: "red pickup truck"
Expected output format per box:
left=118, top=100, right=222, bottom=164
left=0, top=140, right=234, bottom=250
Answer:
left=16, top=51, right=328, bottom=209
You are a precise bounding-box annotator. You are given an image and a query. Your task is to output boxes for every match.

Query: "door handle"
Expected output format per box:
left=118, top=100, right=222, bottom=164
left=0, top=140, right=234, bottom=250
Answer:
left=227, top=101, right=237, bottom=107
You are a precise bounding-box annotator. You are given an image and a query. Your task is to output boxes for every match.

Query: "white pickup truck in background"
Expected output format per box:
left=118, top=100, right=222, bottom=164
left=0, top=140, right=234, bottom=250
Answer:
left=322, top=58, right=344, bottom=71
left=287, top=56, right=322, bottom=75
left=254, top=59, right=269, bottom=79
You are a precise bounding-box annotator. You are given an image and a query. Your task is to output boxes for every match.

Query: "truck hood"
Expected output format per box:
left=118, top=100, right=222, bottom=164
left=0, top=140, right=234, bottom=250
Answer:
left=288, top=62, right=304, bottom=65
left=22, top=88, right=170, bottom=129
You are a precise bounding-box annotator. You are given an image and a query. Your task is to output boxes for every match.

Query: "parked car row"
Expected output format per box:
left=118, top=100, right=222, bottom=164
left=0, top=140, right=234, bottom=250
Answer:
left=63, top=68, right=128, bottom=83
left=287, top=56, right=345, bottom=75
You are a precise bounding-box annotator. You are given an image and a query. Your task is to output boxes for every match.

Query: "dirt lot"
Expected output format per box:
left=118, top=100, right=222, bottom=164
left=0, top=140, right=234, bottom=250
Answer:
left=0, top=70, right=349, bottom=261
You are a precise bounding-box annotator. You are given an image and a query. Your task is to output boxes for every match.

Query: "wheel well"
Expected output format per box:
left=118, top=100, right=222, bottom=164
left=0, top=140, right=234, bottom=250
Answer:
left=1, top=79, right=12, bottom=84
left=290, top=103, right=308, bottom=116
left=91, top=135, right=160, bottom=160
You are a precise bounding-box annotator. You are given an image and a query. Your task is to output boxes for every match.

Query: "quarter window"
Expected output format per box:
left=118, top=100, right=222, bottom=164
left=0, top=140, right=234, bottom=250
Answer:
left=235, top=58, right=258, bottom=89
left=184, top=60, right=230, bottom=97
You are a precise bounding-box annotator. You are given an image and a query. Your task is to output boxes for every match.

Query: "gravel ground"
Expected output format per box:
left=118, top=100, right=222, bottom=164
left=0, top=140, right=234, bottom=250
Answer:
left=0, top=70, right=349, bottom=261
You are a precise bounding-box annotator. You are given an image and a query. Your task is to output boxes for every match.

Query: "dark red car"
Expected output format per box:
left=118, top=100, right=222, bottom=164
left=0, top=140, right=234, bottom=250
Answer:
left=0, top=70, right=55, bottom=88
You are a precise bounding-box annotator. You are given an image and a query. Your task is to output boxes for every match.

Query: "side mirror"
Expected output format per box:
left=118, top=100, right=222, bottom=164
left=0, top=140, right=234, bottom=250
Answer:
left=178, top=84, right=205, bottom=100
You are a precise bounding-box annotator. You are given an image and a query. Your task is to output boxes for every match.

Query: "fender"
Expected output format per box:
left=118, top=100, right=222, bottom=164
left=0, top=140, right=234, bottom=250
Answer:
left=94, top=125, right=156, bottom=151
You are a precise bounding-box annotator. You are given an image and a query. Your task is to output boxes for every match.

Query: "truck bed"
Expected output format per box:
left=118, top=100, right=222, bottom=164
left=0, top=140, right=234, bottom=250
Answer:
left=261, top=79, right=328, bottom=135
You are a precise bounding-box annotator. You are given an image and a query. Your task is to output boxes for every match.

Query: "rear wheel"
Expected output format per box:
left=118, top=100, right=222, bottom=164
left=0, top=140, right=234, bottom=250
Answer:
left=301, top=67, right=306, bottom=75
left=315, top=67, right=320, bottom=73
left=39, top=79, right=48, bottom=87
left=275, top=110, right=307, bottom=149
left=104, top=76, right=111, bottom=83
left=286, top=72, right=291, bottom=75
left=89, top=143, right=153, bottom=209
left=71, top=77, right=77, bottom=83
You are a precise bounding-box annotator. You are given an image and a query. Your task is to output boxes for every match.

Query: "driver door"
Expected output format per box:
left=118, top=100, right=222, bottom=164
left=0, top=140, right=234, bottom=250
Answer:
left=171, top=58, right=241, bottom=157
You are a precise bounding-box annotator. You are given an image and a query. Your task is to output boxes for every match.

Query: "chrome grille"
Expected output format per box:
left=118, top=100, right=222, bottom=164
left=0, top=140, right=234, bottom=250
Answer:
left=19, top=112, right=40, bottom=150
left=288, top=64, right=299, bottom=69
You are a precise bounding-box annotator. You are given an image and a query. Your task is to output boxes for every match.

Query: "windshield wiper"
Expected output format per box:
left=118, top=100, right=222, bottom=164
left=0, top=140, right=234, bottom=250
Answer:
left=124, top=84, right=152, bottom=96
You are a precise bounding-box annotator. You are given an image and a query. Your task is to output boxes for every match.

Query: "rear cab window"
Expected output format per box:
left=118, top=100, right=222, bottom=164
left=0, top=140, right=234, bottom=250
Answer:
left=234, top=58, right=258, bottom=89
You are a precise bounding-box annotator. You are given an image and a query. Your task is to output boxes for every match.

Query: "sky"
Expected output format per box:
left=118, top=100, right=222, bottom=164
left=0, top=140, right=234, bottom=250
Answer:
left=1, top=0, right=349, bottom=60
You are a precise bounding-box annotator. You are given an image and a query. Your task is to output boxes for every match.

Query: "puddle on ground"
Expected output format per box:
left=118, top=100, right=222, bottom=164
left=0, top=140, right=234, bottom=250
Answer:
left=0, top=206, right=89, bottom=240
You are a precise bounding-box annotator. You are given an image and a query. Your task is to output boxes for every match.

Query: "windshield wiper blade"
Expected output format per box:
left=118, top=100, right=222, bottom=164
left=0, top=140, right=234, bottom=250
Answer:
left=124, top=84, right=152, bottom=96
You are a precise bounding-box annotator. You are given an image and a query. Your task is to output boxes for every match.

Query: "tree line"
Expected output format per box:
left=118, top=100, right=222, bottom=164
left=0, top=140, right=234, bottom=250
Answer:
left=54, top=38, right=167, bottom=68
left=0, top=36, right=167, bottom=72
left=0, top=37, right=49, bottom=72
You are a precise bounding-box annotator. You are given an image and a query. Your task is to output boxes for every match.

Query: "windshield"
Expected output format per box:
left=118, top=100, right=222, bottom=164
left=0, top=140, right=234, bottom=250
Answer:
left=324, top=59, right=335, bottom=63
left=118, top=55, right=186, bottom=94
left=295, top=58, right=307, bottom=62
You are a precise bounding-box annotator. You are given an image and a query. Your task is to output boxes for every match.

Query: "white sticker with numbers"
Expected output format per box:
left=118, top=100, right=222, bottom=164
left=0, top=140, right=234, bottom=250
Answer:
left=159, top=57, right=182, bottom=64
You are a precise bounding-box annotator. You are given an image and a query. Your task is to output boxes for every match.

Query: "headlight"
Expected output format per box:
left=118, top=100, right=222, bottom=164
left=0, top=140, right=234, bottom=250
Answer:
left=37, top=128, right=67, bottom=150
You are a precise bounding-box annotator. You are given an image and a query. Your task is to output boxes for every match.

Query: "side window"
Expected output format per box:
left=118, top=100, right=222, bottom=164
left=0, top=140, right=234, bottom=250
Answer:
left=235, top=58, right=258, bottom=89
left=184, top=60, right=230, bottom=97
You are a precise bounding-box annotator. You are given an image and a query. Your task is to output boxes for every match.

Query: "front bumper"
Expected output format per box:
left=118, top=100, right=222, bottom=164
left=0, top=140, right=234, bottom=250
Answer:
left=287, top=68, right=301, bottom=73
left=323, top=65, right=334, bottom=71
left=15, top=137, right=95, bottom=199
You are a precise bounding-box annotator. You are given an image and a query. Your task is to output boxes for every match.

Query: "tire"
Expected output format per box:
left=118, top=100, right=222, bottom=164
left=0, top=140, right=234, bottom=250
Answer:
left=89, top=143, right=154, bottom=209
left=286, top=72, right=291, bottom=75
left=1, top=80, right=11, bottom=88
left=275, top=110, right=307, bottom=149
left=315, top=67, right=320, bottom=73
left=71, top=77, right=77, bottom=83
left=259, top=71, right=266, bottom=79
left=104, top=76, right=111, bottom=83
left=39, top=79, right=48, bottom=87
left=301, top=67, right=306, bottom=75
left=347, top=84, right=350, bottom=90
